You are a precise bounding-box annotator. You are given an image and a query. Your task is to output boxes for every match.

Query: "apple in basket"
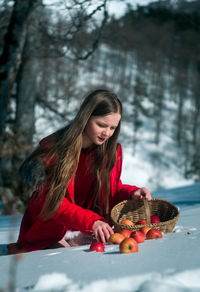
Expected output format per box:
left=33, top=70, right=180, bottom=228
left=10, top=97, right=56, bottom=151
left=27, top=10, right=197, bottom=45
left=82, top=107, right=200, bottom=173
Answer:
left=136, top=219, right=147, bottom=225
left=146, top=228, right=163, bottom=239
left=150, top=215, right=161, bottom=223
left=131, top=230, right=145, bottom=243
left=120, top=229, right=132, bottom=238
left=89, top=242, right=105, bottom=252
left=120, top=219, right=135, bottom=226
left=119, top=238, right=138, bottom=254
left=108, top=233, right=125, bottom=244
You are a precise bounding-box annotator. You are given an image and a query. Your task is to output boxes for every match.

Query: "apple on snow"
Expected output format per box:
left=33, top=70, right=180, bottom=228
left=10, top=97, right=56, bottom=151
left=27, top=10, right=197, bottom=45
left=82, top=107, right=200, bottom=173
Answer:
left=119, top=238, right=138, bottom=254
left=140, top=226, right=152, bottom=237
left=131, top=230, right=145, bottom=243
left=108, top=233, right=125, bottom=244
left=120, top=229, right=132, bottom=238
left=89, top=241, right=105, bottom=252
left=146, top=228, right=163, bottom=239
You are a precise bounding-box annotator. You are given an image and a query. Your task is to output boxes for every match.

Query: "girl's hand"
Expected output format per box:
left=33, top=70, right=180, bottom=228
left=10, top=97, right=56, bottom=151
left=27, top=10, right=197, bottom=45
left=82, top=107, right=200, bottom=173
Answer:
left=92, top=220, right=114, bottom=243
left=131, top=187, right=152, bottom=200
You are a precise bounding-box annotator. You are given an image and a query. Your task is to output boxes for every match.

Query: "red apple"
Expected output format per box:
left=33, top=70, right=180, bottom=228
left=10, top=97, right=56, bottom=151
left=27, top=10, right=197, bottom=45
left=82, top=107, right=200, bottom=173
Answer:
left=146, top=228, right=163, bottom=239
left=140, top=226, right=151, bottom=237
left=119, top=238, right=138, bottom=254
left=108, top=233, right=125, bottom=245
left=131, top=230, right=145, bottom=243
left=120, top=219, right=135, bottom=226
left=136, top=219, right=147, bottom=225
left=150, top=215, right=161, bottom=223
left=89, top=241, right=105, bottom=252
left=120, top=229, right=132, bottom=238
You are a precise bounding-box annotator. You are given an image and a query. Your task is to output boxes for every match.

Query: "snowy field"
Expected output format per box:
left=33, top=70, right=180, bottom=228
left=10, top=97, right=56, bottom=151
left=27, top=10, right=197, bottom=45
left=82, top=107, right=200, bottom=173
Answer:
left=1, top=182, right=200, bottom=292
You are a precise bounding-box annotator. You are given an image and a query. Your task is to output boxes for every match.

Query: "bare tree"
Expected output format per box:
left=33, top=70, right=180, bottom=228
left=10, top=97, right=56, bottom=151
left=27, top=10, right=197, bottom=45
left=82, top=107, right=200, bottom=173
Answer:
left=0, top=0, right=41, bottom=136
left=0, top=0, right=108, bottom=212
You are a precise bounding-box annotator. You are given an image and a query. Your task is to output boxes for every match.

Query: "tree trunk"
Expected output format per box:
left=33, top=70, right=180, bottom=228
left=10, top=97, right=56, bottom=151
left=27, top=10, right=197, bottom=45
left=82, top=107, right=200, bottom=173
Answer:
left=0, top=0, right=40, bottom=211
left=0, top=0, right=39, bottom=137
left=176, top=92, right=184, bottom=147
left=14, top=42, right=39, bottom=160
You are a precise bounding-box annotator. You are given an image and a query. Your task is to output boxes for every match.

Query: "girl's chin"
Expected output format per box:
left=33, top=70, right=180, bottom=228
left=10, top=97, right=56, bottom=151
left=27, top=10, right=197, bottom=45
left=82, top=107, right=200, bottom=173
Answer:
left=96, top=140, right=106, bottom=145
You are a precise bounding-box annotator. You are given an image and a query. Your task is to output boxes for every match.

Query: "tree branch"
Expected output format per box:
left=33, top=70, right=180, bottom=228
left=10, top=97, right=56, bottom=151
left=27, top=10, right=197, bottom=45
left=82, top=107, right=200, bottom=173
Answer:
left=36, top=95, right=70, bottom=120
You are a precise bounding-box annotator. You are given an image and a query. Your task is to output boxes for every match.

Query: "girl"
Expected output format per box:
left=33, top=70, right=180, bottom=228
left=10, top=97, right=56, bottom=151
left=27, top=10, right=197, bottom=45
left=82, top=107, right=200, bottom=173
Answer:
left=8, top=89, right=151, bottom=254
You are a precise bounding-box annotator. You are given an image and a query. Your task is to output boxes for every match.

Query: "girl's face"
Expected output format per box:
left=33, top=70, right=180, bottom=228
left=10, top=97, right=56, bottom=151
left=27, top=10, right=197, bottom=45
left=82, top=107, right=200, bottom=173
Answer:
left=83, top=113, right=121, bottom=148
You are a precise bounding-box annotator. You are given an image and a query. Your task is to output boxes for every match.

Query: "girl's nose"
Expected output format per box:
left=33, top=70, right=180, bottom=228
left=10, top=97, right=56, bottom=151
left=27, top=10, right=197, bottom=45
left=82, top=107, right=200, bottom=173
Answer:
left=102, top=128, right=110, bottom=137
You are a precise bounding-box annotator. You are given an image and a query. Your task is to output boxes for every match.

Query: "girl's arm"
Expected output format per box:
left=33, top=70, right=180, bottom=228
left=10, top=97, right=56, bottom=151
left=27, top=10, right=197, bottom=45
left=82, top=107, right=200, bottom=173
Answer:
left=110, top=143, right=140, bottom=206
left=54, top=197, right=105, bottom=234
left=55, top=200, right=114, bottom=243
left=110, top=144, right=151, bottom=207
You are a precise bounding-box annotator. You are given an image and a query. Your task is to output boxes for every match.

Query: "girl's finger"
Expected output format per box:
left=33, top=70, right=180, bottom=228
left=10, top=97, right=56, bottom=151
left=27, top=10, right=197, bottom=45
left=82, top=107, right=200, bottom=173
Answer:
left=98, top=228, right=106, bottom=243
left=103, top=226, right=112, bottom=242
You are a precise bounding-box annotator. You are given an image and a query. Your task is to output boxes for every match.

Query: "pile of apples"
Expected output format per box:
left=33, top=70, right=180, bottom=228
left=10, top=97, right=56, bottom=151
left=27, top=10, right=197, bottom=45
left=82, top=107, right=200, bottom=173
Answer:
left=89, top=215, right=163, bottom=253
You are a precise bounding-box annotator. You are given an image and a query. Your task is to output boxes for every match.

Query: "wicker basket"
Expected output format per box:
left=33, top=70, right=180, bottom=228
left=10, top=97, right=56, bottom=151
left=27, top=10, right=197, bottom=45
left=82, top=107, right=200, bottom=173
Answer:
left=111, top=198, right=179, bottom=233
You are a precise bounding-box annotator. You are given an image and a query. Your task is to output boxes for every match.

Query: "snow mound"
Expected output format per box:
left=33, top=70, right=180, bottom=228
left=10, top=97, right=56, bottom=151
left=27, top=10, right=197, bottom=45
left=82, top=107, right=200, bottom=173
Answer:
left=34, top=273, right=77, bottom=291
left=33, top=269, right=200, bottom=292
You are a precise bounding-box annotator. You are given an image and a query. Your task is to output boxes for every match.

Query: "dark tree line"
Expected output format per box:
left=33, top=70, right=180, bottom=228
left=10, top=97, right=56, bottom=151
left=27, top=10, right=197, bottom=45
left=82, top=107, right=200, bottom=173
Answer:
left=110, top=0, right=200, bottom=184
left=0, top=0, right=200, bottom=213
left=82, top=0, right=200, bottom=187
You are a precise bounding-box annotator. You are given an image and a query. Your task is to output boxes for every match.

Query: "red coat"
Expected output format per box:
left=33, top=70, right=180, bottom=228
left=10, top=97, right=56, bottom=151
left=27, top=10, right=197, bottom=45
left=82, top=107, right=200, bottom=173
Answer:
left=17, top=142, right=139, bottom=252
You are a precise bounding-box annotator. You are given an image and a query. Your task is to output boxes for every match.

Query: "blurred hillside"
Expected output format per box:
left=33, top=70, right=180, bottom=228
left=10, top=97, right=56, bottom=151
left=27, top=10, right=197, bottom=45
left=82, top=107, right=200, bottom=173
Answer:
left=0, top=0, right=199, bottom=213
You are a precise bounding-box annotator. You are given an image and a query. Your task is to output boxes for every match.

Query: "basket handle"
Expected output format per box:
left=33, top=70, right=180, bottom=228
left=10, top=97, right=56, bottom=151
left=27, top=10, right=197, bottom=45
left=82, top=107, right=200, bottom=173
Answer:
left=142, top=197, right=151, bottom=224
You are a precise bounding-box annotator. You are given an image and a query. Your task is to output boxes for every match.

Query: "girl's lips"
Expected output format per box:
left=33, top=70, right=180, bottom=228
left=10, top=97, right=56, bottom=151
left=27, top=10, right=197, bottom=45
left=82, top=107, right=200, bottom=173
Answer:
left=98, top=136, right=106, bottom=142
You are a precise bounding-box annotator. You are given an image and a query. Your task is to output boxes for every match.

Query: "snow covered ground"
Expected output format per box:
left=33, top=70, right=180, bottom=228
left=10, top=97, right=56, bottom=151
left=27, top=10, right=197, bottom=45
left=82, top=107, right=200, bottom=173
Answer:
left=1, top=182, right=200, bottom=292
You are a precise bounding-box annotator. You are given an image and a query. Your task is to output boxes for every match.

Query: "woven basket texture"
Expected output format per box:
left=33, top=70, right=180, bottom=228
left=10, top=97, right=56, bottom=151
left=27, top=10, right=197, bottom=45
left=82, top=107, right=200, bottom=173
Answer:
left=111, top=198, right=179, bottom=233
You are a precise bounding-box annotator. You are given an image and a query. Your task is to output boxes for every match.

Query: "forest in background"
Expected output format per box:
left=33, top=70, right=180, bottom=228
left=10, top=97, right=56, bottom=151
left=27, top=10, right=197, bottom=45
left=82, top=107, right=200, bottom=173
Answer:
left=0, top=0, right=200, bottom=214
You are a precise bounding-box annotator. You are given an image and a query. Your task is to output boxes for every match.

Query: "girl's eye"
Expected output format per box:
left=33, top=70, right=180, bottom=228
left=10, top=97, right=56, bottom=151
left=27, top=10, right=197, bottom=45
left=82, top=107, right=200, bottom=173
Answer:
left=96, top=122, right=116, bottom=130
left=97, top=123, right=106, bottom=128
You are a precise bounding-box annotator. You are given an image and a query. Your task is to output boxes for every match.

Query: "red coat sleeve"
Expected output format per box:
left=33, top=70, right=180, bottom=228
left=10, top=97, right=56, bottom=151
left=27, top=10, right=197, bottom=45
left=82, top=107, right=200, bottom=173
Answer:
left=53, top=197, right=105, bottom=233
left=110, top=144, right=140, bottom=208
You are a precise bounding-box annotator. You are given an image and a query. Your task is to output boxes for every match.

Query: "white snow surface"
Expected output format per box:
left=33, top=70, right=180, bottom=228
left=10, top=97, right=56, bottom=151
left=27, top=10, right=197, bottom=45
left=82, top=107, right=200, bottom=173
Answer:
left=1, top=182, right=200, bottom=291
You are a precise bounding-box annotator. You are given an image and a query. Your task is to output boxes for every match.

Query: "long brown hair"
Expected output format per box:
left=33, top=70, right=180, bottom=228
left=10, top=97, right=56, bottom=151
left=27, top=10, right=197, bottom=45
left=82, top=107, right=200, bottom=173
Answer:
left=24, top=89, right=122, bottom=219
